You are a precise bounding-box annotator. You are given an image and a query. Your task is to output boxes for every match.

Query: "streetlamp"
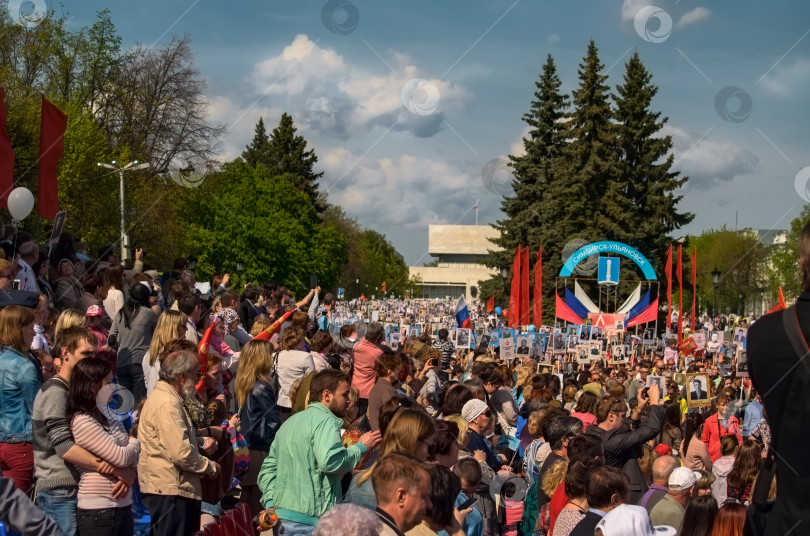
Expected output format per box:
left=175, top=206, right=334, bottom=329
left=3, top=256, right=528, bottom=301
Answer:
left=711, top=267, right=721, bottom=318
left=236, top=260, right=244, bottom=273
left=500, top=265, right=510, bottom=281
left=97, top=160, right=151, bottom=262
left=738, top=292, right=744, bottom=317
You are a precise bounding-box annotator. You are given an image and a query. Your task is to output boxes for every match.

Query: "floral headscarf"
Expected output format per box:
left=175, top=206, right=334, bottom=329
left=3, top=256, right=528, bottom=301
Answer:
left=214, top=308, right=240, bottom=335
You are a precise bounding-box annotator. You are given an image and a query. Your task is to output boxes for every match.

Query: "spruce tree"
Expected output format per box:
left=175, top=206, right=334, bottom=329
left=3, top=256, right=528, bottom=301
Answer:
left=242, top=117, right=271, bottom=168
left=267, top=113, right=325, bottom=213
left=612, top=51, right=693, bottom=264
left=556, top=40, right=624, bottom=242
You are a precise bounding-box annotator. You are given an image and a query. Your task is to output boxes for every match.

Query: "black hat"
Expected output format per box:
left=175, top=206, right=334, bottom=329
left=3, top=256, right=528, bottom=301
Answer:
left=0, top=290, right=40, bottom=309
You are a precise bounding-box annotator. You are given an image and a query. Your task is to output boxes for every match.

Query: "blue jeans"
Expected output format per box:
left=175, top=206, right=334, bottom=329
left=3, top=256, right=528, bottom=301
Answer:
left=35, top=487, right=78, bottom=536
left=279, top=520, right=315, bottom=535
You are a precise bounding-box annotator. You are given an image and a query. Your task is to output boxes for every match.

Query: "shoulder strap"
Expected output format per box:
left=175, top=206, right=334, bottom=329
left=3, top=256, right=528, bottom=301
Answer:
left=781, top=305, right=810, bottom=375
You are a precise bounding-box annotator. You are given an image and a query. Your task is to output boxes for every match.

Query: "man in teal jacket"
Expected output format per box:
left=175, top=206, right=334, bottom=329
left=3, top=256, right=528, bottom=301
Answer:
left=258, top=370, right=381, bottom=535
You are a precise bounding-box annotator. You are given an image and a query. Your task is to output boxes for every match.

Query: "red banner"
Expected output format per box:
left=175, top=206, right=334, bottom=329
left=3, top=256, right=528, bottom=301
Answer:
left=677, top=245, right=683, bottom=346
left=627, top=298, right=660, bottom=327
left=555, top=293, right=585, bottom=325
left=520, top=246, right=530, bottom=325
left=487, top=295, right=495, bottom=313
left=508, top=245, right=521, bottom=328
left=533, top=246, right=542, bottom=326
left=38, top=97, right=67, bottom=219
left=665, top=245, right=672, bottom=330
left=0, top=88, right=14, bottom=209
left=691, top=246, right=697, bottom=330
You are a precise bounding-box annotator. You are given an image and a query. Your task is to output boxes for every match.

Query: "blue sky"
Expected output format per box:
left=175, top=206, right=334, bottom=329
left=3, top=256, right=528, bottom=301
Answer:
left=48, top=0, right=810, bottom=264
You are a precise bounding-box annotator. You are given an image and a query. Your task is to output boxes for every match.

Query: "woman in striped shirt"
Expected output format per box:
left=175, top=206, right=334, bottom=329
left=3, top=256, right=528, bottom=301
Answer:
left=68, top=357, right=140, bottom=536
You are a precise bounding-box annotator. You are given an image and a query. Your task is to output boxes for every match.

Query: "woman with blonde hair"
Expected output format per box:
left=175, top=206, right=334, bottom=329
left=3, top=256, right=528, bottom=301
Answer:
left=142, top=310, right=187, bottom=395
left=344, top=408, right=436, bottom=509
left=0, top=305, right=39, bottom=492
left=54, top=308, right=88, bottom=339
left=235, top=339, right=281, bottom=516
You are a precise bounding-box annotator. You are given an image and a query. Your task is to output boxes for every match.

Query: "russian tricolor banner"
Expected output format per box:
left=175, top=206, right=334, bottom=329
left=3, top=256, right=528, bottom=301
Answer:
left=455, top=294, right=473, bottom=329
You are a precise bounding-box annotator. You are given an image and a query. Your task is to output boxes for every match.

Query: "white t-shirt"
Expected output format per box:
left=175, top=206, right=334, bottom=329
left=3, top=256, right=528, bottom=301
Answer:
left=276, top=350, right=315, bottom=408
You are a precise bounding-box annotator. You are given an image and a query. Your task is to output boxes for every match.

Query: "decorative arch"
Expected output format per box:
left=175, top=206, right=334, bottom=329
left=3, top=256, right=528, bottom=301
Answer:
left=559, top=241, right=657, bottom=280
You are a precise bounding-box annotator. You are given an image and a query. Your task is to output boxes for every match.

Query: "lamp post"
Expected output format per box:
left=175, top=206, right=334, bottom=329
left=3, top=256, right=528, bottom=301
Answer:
left=711, top=267, right=721, bottom=319
left=738, top=292, right=744, bottom=317
left=97, top=160, right=150, bottom=262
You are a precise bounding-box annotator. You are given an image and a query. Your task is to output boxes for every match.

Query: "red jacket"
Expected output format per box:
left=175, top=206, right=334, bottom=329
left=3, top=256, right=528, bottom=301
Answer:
left=351, top=338, right=382, bottom=399
left=701, top=413, right=742, bottom=462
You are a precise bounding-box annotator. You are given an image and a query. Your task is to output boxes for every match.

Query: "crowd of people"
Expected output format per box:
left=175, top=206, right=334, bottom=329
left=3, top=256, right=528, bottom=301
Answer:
left=0, top=226, right=807, bottom=536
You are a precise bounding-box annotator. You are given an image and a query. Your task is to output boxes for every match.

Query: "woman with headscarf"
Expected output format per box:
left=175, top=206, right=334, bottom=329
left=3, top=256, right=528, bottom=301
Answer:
left=109, top=282, right=158, bottom=404
left=53, top=259, right=84, bottom=311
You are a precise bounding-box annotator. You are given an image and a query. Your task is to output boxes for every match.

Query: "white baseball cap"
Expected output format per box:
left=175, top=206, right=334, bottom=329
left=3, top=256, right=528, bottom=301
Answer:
left=595, top=505, right=676, bottom=536
left=668, top=466, right=701, bottom=491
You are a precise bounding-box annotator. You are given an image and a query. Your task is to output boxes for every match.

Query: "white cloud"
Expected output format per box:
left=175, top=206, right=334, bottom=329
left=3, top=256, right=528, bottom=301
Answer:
left=205, top=95, right=282, bottom=161
left=662, top=125, right=759, bottom=190
left=759, top=57, right=810, bottom=97
left=510, top=126, right=532, bottom=157
left=676, top=7, right=710, bottom=29
left=547, top=34, right=560, bottom=45
left=248, top=34, right=473, bottom=140
left=320, top=148, right=479, bottom=230
left=621, top=0, right=654, bottom=23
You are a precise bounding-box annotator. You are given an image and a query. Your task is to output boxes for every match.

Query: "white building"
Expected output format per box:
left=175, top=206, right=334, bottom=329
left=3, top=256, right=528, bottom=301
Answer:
left=409, top=225, right=498, bottom=301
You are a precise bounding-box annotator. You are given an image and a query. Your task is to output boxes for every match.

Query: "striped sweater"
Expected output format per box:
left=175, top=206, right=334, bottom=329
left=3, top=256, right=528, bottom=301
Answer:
left=70, top=414, right=140, bottom=509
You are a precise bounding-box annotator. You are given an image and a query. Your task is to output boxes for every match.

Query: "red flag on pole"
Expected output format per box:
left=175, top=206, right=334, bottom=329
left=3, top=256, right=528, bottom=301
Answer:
left=677, top=245, right=683, bottom=346
left=38, top=97, right=67, bottom=219
left=766, top=286, right=787, bottom=315
left=508, top=245, right=521, bottom=328
left=665, top=245, right=673, bottom=330
left=691, top=246, right=697, bottom=330
left=487, top=295, right=494, bottom=313
left=521, top=246, right=530, bottom=325
left=533, top=246, right=542, bottom=326
left=0, top=88, right=14, bottom=208
left=382, top=281, right=386, bottom=292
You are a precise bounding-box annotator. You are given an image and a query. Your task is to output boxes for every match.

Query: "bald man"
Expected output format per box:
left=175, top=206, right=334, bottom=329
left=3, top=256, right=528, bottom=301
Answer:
left=639, top=455, right=679, bottom=513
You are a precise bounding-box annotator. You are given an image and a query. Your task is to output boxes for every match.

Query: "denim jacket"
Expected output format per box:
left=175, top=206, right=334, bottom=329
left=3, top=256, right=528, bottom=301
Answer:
left=0, top=345, right=41, bottom=442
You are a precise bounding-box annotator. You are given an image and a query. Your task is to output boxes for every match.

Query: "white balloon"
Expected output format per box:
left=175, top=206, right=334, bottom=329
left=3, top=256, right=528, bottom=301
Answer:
left=7, top=187, right=35, bottom=221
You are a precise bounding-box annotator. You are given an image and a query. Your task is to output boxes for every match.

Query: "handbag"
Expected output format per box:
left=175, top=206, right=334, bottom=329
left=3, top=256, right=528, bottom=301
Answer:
left=745, top=306, right=810, bottom=535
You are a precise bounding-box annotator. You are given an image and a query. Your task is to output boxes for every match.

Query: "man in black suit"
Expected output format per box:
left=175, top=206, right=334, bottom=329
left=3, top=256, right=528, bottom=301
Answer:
left=587, top=385, right=665, bottom=503
left=689, top=378, right=707, bottom=400
left=748, top=218, right=810, bottom=535
left=570, top=466, right=630, bottom=536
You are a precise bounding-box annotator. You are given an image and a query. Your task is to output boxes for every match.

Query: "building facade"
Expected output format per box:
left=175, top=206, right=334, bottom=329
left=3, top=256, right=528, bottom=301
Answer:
left=409, top=225, right=498, bottom=302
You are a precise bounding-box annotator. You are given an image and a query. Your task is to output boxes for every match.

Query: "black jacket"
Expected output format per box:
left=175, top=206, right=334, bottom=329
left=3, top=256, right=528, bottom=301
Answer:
left=569, top=511, right=603, bottom=536
left=586, top=405, right=665, bottom=504
left=748, top=300, right=810, bottom=536
left=239, top=380, right=281, bottom=452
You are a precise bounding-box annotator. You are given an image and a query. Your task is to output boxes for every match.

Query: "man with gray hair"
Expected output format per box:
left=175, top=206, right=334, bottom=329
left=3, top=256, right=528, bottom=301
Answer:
left=138, top=350, right=220, bottom=536
left=639, top=455, right=680, bottom=513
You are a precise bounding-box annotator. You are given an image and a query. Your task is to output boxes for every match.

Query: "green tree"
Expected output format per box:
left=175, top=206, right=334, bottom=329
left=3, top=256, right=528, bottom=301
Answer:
left=613, top=51, right=693, bottom=265
left=184, top=160, right=344, bottom=294
left=693, top=228, right=769, bottom=316
left=768, top=205, right=810, bottom=301
left=265, top=113, right=325, bottom=213
left=242, top=117, right=272, bottom=168
left=322, top=205, right=410, bottom=299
